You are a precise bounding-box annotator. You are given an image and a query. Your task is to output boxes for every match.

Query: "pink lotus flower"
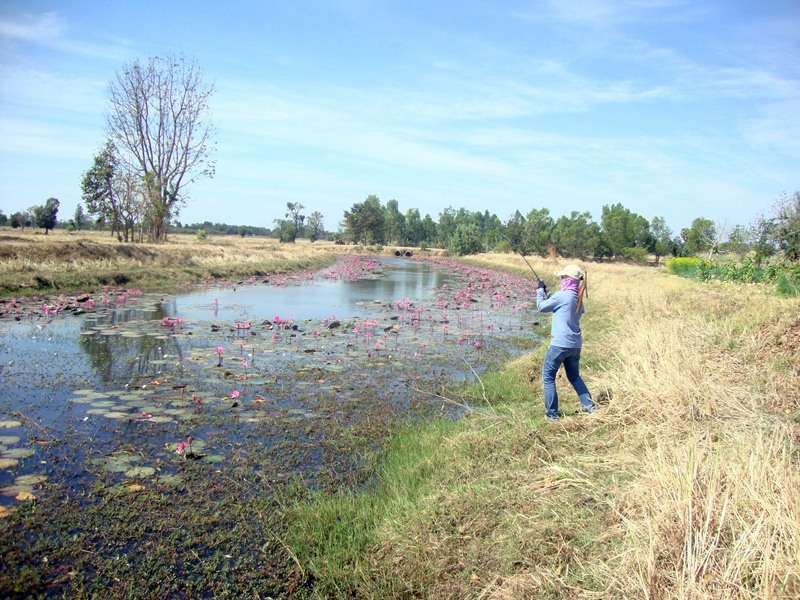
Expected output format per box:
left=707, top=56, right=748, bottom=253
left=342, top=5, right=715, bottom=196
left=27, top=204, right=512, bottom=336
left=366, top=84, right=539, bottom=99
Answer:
left=231, top=390, right=240, bottom=399
left=215, top=346, right=224, bottom=366
left=176, top=441, right=186, bottom=454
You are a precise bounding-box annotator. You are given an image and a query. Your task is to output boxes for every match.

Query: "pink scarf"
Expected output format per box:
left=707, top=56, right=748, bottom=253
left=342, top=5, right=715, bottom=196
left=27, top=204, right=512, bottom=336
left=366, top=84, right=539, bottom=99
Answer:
left=560, top=277, right=580, bottom=293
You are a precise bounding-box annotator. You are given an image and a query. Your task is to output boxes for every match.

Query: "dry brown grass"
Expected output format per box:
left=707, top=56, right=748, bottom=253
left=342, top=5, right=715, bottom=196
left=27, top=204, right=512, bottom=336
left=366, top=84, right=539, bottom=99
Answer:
left=0, top=228, right=348, bottom=294
left=359, top=253, right=800, bottom=599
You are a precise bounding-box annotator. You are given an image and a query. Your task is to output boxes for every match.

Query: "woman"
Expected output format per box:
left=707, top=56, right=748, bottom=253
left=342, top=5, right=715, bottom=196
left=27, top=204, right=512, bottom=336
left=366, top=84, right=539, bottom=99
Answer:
left=535, top=264, right=595, bottom=420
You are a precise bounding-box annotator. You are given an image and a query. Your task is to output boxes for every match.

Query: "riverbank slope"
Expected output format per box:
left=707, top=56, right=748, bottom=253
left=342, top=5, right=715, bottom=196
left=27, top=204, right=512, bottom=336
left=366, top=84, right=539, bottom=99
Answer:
left=285, top=254, right=800, bottom=598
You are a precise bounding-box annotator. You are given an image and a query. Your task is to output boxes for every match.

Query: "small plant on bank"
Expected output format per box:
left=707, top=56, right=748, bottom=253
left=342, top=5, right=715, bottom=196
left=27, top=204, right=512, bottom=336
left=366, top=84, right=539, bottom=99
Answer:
left=667, top=255, right=799, bottom=296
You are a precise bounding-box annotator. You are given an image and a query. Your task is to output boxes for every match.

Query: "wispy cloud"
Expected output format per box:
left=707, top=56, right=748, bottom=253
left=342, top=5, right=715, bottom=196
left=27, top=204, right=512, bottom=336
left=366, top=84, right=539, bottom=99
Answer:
left=0, top=12, right=132, bottom=61
left=0, top=64, right=107, bottom=115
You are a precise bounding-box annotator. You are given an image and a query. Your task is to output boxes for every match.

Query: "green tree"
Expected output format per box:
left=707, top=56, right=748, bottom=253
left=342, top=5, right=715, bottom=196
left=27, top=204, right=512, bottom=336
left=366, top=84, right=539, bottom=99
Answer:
left=404, top=208, right=423, bottom=246
left=10, top=212, right=26, bottom=228
left=601, top=203, right=651, bottom=258
left=725, top=224, right=750, bottom=255
left=105, top=53, right=216, bottom=241
left=382, top=199, right=405, bottom=244
left=33, top=197, right=59, bottom=234
left=550, top=211, right=602, bottom=259
left=482, top=211, right=504, bottom=249
left=421, top=214, right=437, bottom=246
left=437, top=207, right=457, bottom=249
left=82, top=139, right=122, bottom=237
left=0, top=210, right=7, bottom=226
left=73, top=204, right=87, bottom=231
left=649, top=216, right=673, bottom=263
left=451, top=223, right=484, bottom=256
left=749, top=212, right=776, bottom=267
left=306, top=211, right=325, bottom=242
left=285, top=202, right=305, bottom=240
left=504, top=210, right=527, bottom=254
left=273, top=219, right=297, bottom=242
left=343, top=195, right=384, bottom=244
left=773, top=191, right=800, bottom=261
left=524, top=207, right=555, bottom=256
left=684, top=217, right=716, bottom=255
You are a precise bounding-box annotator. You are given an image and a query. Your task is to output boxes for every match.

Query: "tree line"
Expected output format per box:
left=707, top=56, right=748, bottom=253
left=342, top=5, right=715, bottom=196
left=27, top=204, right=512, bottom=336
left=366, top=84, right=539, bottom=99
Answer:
left=3, top=188, right=798, bottom=265
left=327, top=192, right=800, bottom=263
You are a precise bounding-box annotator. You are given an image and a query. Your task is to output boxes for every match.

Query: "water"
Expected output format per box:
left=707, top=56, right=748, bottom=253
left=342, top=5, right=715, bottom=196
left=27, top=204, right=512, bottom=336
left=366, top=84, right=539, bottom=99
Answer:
left=172, top=258, right=451, bottom=322
left=0, top=256, right=541, bottom=504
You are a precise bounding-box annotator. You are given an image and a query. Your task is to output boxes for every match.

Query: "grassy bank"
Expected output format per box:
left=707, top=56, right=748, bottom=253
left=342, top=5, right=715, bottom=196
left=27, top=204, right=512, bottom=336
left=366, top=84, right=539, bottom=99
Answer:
left=283, top=255, right=800, bottom=598
left=0, top=229, right=343, bottom=295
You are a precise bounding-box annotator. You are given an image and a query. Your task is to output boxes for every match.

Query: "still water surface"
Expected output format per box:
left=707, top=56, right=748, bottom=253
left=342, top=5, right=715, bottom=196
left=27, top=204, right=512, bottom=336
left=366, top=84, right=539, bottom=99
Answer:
left=0, top=257, right=539, bottom=503
left=173, top=258, right=451, bottom=322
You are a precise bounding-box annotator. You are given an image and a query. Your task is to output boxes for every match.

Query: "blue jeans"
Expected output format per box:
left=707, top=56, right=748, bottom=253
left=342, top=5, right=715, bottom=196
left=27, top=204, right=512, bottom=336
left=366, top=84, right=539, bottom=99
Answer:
left=542, top=345, right=594, bottom=419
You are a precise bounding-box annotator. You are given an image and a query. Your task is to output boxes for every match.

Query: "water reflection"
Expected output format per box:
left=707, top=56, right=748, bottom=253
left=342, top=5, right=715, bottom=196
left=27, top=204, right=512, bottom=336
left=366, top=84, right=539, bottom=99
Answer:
left=172, top=259, right=451, bottom=322
left=74, top=259, right=454, bottom=385
left=78, top=301, right=181, bottom=384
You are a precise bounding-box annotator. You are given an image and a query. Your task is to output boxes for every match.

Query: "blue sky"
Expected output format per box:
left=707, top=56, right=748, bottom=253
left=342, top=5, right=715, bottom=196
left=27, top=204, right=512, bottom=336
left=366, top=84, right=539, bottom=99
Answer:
left=1, top=1, right=798, bottom=236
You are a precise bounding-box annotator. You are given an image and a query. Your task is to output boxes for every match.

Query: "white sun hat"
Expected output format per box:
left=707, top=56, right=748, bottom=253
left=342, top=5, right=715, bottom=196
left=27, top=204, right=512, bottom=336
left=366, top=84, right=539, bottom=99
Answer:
left=554, top=264, right=585, bottom=280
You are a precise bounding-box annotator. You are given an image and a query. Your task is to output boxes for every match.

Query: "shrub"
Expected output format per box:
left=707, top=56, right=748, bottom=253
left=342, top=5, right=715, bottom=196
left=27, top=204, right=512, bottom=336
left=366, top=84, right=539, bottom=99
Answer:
left=666, top=257, right=700, bottom=277
left=495, top=240, right=512, bottom=254
left=196, top=229, right=207, bottom=241
left=622, top=247, right=649, bottom=264
left=776, top=263, right=800, bottom=296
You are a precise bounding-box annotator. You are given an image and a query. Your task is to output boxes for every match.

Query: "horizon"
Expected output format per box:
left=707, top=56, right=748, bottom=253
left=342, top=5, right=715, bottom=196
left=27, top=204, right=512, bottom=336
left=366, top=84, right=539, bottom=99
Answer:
left=1, top=1, right=798, bottom=236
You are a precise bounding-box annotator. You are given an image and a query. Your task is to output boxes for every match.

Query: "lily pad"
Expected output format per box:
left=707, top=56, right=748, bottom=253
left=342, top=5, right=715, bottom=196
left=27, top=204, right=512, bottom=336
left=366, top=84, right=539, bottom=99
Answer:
left=157, top=474, right=183, bottom=486
left=15, top=474, right=46, bottom=486
left=90, top=453, right=142, bottom=473
left=90, top=400, right=117, bottom=408
left=1, top=484, right=33, bottom=496
left=68, top=397, right=94, bottom=404
left=201, top=454, right=225, bottom=463
left=2, top=448, right=34, bottom=459
left=101, top=460, right=132, bottom=473
left=103, top=411, right=133, bottom=420
left=125, top=466, right=156, bottom=478
left=0, top=458, right=19, bottom=469
left=0, top=436, right=20, bottom=445
left=147, top=416, right=174, bottom=424
left=0, top=421, right=22, bottom=428
left=72, top=389, right=104, bottom=396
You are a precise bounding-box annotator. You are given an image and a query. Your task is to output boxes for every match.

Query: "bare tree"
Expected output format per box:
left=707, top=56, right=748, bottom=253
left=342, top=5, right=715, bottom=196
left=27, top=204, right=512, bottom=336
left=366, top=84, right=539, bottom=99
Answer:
left=105, top=54, right=216, bottom=241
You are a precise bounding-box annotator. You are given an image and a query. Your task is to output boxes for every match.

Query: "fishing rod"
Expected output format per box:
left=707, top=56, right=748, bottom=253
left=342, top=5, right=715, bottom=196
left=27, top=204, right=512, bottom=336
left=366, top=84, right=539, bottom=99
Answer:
left=517, top=252, right=541, bottom=281
left=502, top=233, right=543, bottom=281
